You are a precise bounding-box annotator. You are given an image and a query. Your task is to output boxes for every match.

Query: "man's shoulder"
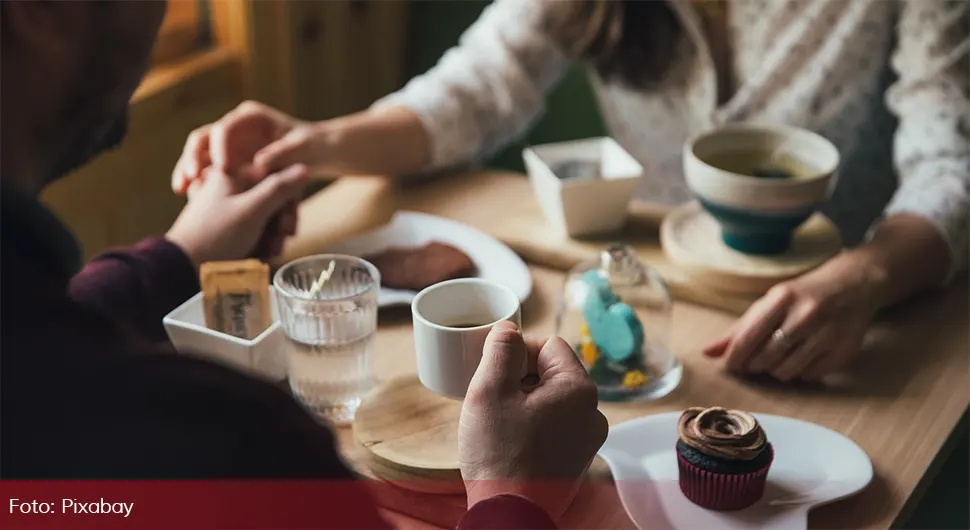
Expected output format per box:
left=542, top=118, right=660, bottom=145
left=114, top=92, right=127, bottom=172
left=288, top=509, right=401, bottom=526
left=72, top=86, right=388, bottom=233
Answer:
left=4, top=339, right=348, bottom=479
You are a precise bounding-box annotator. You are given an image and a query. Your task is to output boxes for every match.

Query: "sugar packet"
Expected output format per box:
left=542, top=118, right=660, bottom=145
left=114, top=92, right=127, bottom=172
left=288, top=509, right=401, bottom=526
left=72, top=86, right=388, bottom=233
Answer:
left=199, top=259, right=272, bottom=340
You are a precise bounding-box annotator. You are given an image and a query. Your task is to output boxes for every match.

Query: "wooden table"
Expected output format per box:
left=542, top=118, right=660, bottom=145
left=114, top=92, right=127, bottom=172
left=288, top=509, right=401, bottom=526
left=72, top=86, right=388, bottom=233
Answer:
left=295, top=175, right=969, bottom=529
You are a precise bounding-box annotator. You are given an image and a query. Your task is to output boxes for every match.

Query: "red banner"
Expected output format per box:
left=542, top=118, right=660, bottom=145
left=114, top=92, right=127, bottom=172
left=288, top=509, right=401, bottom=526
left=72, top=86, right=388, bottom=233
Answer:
left=0, top=478, right=669, bottom=529
left=0, top=481, right=396, bottom=529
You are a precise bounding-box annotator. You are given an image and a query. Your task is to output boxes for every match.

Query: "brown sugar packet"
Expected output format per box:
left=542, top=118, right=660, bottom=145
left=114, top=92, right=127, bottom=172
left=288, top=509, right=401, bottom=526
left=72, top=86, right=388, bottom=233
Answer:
left=200, top=259, right=272, bottom=340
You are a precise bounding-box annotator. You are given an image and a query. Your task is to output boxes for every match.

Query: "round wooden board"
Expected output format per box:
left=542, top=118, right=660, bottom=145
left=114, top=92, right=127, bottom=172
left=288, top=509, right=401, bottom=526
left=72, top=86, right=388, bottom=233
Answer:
left=353, top=375, right=463, bottom=491
left=660, top=202, right=842, bottom=296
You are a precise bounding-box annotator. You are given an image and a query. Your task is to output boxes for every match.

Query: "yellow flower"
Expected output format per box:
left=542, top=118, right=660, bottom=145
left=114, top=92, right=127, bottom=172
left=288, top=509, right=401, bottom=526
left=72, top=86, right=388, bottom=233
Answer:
left=580, top=323, right=591, bottom=342
left=623, top=370, right=647, bottom=389
left=581, top=340, right=599, bottom=367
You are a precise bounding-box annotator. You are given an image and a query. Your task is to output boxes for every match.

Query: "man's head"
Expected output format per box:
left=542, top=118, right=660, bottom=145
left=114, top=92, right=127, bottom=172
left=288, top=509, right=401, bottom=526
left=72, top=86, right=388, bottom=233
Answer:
left=1, top=1, right=166, bottom=192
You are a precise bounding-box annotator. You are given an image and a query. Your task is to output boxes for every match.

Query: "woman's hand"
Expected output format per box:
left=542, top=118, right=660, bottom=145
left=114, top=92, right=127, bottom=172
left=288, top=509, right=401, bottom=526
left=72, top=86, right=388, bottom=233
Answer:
left=705, top=214, right=952, bottom=383
left=703, top=250, right=889, bottom=382
left=171, top=100, right=331, bottom=194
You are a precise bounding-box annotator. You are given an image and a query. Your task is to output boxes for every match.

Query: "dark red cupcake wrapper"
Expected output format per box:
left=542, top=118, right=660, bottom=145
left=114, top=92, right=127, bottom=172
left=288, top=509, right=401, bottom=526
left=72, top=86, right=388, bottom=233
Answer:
left=676, top=444, right=774, bottom=511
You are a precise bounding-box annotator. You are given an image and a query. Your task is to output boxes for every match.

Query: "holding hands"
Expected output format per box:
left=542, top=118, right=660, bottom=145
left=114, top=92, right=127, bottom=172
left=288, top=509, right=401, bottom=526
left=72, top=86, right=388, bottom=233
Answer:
left=167, top=101, right=330, bottom=263
left=171, top=101, right=332, bottom=194
left=167, top=100, right=431, bottom=263
left=166, top=164, right=308, bottom=266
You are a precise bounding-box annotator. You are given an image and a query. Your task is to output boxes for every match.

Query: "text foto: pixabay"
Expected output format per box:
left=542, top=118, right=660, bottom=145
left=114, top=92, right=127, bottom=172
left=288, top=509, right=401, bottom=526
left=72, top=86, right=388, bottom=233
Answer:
left=10, top=499, right=133, bottom=518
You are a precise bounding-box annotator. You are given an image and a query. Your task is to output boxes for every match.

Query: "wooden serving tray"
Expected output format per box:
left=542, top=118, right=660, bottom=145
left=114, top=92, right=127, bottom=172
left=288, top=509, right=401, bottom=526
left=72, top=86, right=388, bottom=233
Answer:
left=280, top=170, right=772, bottom=314
left=396, top=171, right=759, bottom=314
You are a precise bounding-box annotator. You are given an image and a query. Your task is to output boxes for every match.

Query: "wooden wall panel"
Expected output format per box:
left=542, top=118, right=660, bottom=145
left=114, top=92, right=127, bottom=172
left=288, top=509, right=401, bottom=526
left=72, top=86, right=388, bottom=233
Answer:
left=40, top=0, right=411, bottom=259
left=288, top=0, right=410, bottom=120
left=211, top=0, right=295, bottom=113
left=209, top=0, right=410, bottom=120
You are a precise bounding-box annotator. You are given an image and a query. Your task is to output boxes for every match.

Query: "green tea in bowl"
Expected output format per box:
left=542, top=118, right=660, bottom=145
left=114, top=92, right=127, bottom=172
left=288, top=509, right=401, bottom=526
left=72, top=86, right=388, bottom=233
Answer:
left=683, top=124, right=840, bottom=255
left=703, top=149, right=820, bottom=181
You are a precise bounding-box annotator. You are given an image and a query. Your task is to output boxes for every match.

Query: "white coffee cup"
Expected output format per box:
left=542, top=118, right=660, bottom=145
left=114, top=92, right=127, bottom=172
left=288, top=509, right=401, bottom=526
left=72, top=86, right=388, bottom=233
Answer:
left=412, top=278, right=523, bottom=399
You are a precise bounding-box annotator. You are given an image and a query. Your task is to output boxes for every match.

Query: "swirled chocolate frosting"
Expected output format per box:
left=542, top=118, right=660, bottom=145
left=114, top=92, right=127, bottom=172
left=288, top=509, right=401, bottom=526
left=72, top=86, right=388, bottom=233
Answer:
left=678, top=407, right=767, bottom=461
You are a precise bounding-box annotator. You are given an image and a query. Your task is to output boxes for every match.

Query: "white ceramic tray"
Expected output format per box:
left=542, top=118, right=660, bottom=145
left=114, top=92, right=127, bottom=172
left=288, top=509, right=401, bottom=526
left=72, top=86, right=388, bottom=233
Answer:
left=598, top=412, right=873, bottom=530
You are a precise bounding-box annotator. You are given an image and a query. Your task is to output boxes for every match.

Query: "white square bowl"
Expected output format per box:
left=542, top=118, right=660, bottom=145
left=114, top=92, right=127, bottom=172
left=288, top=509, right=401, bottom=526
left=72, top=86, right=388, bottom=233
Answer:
left=162, top=286, right=288, bottom=381
left=523, top=137, right=643, bottom=237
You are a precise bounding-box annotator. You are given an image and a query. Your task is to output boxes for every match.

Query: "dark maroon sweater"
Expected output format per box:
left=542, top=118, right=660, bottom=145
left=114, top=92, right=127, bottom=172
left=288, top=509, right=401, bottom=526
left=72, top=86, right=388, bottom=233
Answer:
left=0, top=188, right=555, bottom=529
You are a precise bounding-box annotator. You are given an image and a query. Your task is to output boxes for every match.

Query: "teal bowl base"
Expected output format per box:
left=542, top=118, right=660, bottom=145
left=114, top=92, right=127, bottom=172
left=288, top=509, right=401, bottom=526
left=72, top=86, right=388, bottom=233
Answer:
left=721, top=231, right=793, bottom=255
left=698, top=199, right=816, bottom=257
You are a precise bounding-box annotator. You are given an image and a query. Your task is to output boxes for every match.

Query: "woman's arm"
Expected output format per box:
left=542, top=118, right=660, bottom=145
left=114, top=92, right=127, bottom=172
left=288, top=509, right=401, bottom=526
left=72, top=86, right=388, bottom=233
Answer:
left=702, top=1, right=968, bottom=380
left=875, top=0, right=969, bottom=298
left=262, top=0, right=572, bottom=178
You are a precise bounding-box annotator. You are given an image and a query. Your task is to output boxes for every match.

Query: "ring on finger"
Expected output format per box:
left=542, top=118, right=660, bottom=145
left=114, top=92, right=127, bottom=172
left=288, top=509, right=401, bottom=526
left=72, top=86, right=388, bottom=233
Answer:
left=746, top=328, right=798, bottom=372
left=771, top=328, right=792, bottom=350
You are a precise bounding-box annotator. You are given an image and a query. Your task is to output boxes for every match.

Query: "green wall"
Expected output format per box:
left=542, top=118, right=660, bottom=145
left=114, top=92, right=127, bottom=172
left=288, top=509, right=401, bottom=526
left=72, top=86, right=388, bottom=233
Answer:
left=404, top=0, right=606, bottom=172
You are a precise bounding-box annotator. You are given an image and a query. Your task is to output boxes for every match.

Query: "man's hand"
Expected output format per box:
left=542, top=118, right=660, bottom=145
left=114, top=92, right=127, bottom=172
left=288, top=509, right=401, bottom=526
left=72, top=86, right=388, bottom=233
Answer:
left=459, top=321, right=609, bottom=521
left=166, top=165, right=308, bottom=267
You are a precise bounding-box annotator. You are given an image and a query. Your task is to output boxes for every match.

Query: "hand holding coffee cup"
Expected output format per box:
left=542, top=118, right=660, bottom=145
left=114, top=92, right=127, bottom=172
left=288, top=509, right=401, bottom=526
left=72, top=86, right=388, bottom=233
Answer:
left=459, top=322, right=609, bottom=520
left=411, top=278, right=524, bottom=398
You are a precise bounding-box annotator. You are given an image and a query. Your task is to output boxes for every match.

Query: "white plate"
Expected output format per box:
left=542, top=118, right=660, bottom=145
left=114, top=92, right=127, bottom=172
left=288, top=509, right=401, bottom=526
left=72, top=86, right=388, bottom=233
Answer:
left=597, top=412, right=873, bottom=530
left=324, top=211, right=533, bottom=307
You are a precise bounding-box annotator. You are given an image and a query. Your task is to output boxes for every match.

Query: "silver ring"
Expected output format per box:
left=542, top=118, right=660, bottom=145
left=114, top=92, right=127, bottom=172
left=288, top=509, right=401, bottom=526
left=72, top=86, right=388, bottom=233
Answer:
left=771, top=328, right=791, bottom=349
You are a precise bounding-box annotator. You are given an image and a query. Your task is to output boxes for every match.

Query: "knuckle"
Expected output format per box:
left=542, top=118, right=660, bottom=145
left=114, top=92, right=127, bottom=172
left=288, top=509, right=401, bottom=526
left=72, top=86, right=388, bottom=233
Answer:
left=263, top=177, right=283, bottom=193
left=463, top=386, right=489, bottom=408
left=767, top=283, right=794, bottom=302
left=287, top=127, right=313, bottom=145
left=572, top=379, right=600, bottom=408
left=236, top=100, right=264, bottom=113
left=592, top=412, right=609, bottom=444
left=546, top=335, right=572, bottom=352
left=800, top=298, right=823, bottom=318
left=485, top=326, right=521, bottom=348
left=187, top=126, right=208, bottom=144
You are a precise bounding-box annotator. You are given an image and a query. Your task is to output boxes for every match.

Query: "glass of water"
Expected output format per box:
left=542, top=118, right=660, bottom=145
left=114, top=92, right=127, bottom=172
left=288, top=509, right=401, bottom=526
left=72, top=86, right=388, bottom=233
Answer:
left=274, top=254, right=380, bottom=425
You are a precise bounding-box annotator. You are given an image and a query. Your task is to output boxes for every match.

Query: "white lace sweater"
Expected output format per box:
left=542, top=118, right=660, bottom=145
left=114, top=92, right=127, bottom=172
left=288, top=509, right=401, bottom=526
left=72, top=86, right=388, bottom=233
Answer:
left=377, top=0, right=969, bottom=276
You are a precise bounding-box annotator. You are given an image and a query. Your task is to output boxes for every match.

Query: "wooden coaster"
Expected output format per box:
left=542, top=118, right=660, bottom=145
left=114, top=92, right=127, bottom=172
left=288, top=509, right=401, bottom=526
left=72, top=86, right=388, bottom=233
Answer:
left=353, top=375, right=464, bottom=493
left=660, top=202, right=842, bottom=296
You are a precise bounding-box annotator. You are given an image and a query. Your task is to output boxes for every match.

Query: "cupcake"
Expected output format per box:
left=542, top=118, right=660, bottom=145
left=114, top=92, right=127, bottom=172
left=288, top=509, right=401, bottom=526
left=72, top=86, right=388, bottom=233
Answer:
left=676, top=407, right=773, bottom=511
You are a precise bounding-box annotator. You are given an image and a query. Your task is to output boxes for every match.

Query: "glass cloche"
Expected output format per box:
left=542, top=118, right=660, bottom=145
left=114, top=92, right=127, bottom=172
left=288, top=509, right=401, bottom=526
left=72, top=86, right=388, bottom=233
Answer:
left=556, top=244, right=681, bottom=401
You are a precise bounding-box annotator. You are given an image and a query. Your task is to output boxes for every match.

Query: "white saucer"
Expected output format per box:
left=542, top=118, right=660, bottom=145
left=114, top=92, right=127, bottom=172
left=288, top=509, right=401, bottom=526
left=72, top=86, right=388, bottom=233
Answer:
left=597, top=412, right=872, bottom=530
left=324, top=211, right=533, bottom=307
